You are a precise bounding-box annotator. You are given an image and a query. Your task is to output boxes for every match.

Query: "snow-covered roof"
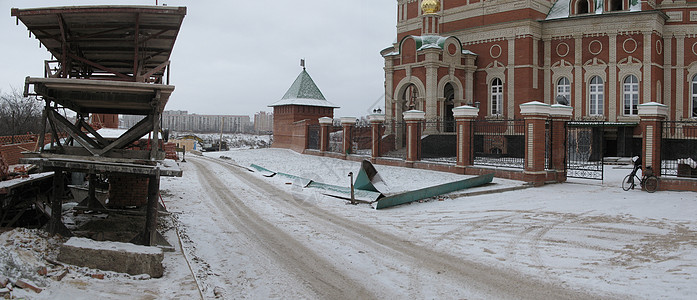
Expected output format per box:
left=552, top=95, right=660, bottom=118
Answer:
left=382, top=35, right=478, bottom=57
left=269, top=69, right=339, bottom=108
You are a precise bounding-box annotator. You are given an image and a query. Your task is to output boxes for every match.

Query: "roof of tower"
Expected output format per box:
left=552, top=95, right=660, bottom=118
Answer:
left=269, top=69, right=339, bottom=108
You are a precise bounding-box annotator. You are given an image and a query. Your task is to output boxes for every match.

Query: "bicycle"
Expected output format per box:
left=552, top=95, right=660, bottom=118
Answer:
left=622, top=166, right=658, bottom=193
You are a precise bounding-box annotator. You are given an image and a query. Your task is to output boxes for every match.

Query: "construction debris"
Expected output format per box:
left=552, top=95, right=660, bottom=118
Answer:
left=248, top=159, right=494, bottom=209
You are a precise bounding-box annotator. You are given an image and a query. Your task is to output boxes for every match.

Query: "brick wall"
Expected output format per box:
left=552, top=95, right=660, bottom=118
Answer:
left=0, top=142, right=37, bottom=165
left=164, top=142, right=178, bottom=160
left=108, top=174, right=149, bottom=208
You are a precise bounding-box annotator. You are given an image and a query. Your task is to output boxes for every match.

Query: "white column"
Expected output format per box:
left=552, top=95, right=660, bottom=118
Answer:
left=664, top=35, right=672, bottom=110
left=676, top=33, right=685, bottom=119
left=574, top=34, right=583, bottom=119
left=643, top=31, right=652, bottom=104
left=507, top=36, right=516, bottom=117
left=609, top=33, right=617, bottom=122
left=543, top=38, right=552, bottom=104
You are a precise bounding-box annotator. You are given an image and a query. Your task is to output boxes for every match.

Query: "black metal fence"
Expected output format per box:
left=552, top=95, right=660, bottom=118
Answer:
left=566, top=122, right=604, bottom=180
left=380, top=121, right=406, bottom=159
left=352, top=124, right=372, bottom=156
left=661, top=121, right=697, bottom=178
left=328, top=126, right=344, bottom=153
left=472, top=119, right=525, bottom=169
left=307, top=124, right=320, bottom=150
left=422, top=120, right=456, bottom=164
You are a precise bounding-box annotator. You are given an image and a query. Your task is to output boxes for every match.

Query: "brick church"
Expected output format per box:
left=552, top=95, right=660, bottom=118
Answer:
left=382, top=0, right=697, bottom=156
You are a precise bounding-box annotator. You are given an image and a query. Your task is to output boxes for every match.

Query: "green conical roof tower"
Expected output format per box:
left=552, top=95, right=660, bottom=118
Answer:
left=269, top=68, right=339, bottom=108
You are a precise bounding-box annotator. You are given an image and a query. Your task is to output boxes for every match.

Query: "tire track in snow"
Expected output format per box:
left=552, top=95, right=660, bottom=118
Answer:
left=189, top=159, right=375, bottom=299
left=196, top=155, right=611, bottom=300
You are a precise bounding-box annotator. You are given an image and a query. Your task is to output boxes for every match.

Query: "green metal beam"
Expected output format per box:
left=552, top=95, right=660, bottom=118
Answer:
left=375, top=173, right=494, bottom=209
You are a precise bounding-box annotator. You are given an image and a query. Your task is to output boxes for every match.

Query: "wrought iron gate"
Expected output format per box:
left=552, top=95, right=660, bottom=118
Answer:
left=566, top=122, right=604, bottom=180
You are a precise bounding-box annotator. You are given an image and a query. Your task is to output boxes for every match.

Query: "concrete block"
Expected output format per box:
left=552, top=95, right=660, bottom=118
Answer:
left=58, top=237, right=164, bottom=278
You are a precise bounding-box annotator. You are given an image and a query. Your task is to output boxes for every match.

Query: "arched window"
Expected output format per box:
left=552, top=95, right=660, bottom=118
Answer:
left=623, top=75, right=639, bottom=115
left=402, top=84, right=419, bottom=111
left=589, top=76, right=604, bottom=116
left=491, top=78, right=503, bottom=115
left=557, top=77, right=571, bottom=104
left=610, top=0, right=623, bottom=11
left=577, top=0, right=590, bottom=14
left=692, top=74, right=697, bottom=118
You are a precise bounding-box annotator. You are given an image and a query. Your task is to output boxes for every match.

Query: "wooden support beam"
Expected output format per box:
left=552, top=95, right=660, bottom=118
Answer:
left=67, top=53, right=132, bottom=80
left=37, top=102, right=48, bottom=152
left=133, top=13, right=140, bottom=80
left=139, top=60, right=169, bottom=82
left=150, top=91, right=161, bottom=161
left=48, top=109, right=101, bottom=151
left=48, top=170, right=63, bottom=235
left=98, top=116, right=153, bottom=156
left=143, top=168, right=160, bottom=246
left=79, top=118, right=108, bottom=147
left=46, top=111, right=64, bottom=152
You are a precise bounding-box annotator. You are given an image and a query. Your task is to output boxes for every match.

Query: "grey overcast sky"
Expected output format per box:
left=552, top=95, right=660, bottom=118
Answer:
left=0, top=0, right=396, bottom=118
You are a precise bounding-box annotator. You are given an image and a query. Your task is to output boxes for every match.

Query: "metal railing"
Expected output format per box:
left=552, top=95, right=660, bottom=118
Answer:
left=352, top=124, right=372, bottom=156
left=422, top=120, right=456, bottom=164
left=661, top=121, right=697, bottom=178
left=380, top=121, right=406, bottom=159
left=307, top=125, right=320, bottom=150
left=472, top=119, right=525, bottom=169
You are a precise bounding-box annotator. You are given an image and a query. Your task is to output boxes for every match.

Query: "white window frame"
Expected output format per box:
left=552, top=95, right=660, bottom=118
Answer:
left=589, top=76, right=604, bottom=116
left=491, top=78, right=503, bottom=116
left=557, top=77, right=571, bottom=104
left=692, top=74, right=697, bottom=118
left=623, top=75, right=639, bottom=116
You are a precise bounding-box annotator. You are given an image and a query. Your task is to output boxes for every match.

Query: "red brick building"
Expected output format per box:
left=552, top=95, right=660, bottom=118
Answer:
left=269, top=68, right=338, bottom=151
left=383, top=0, right=697, bottom=156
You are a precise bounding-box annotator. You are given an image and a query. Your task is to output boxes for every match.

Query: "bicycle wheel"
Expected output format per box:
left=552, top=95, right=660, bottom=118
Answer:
left=622, top=174, right=634, bottom=191
left=644, top=176, right=658, bottom=193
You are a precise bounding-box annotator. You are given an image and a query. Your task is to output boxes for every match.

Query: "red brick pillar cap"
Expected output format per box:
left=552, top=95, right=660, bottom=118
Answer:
left=550, top=104, right=573, bottom=118
left=637, top=102, right=668, bottom=117
left=319, top=117, right=333, bottom=125
left=519, top=101, right=551, bottom=116
left=403, top=110, right=426, bottom=121
left=367, top=114, right=385, bottom=123
left=452, top=105, right=479, bottom=118
left=340, top=117, right=357, bottom=125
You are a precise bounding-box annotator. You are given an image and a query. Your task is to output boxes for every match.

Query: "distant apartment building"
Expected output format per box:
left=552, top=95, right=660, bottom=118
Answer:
left=253, top=111, right=274, bottom=133
left=121, top=110, right=252, bottom=133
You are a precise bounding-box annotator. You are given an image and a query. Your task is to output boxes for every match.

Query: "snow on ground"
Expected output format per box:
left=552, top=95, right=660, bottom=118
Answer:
left=182, top=148, right=696, bottom=299
left=2, top=147, right=695, bottom=298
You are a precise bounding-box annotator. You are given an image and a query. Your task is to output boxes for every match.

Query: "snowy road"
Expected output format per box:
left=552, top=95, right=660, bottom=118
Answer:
left=175, top=155, right=607, bottom=299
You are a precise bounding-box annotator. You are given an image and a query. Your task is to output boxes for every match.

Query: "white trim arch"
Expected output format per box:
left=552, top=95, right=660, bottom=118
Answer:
left=393, top=76, right=426, bottom=121
left=437, top=76, right=464, bottom=104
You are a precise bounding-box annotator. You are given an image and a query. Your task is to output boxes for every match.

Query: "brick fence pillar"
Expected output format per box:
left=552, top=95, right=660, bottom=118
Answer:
left=453, top=105, right=479, bottom=168
left=403, top=110, right=425, bottom=163
left=319, top=117, right=333, bottom=152
left=340, top=117, right=357, bottom=155
left=550, top=104, right=573, bottom=182
left=520, top=101, right=551, bottom=185
left=638, top=102, right=668, bottom=175
left=368, top=114, right=385, bottom=159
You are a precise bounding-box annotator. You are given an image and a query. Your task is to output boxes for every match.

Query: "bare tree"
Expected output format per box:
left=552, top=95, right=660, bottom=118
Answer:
left=0, top=88, right=44, bottom=136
